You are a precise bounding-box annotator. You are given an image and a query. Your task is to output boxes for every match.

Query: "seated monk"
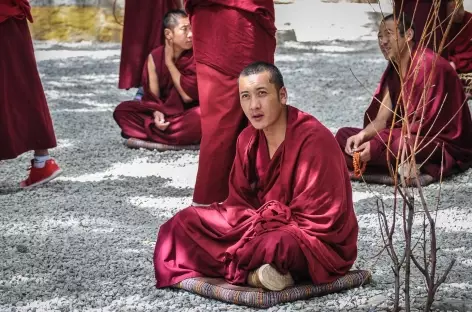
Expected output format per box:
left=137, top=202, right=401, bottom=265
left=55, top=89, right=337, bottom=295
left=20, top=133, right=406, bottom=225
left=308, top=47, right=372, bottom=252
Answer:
left=113, top=10, right=201, bottom=146
left=335, top=13, right=472, bottom=181
left=446, top=0, right=472, bottom=97
left=153, top=62, right=358, bottom=291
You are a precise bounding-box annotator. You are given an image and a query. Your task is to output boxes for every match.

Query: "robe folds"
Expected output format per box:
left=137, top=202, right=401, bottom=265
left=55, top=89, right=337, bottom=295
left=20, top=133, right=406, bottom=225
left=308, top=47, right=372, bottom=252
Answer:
left=154, top=105, right=359, bottom=288
left=185, top=0, right=277, bottom=204
left=447, top=11, right=472, bottom=74
left=118, top=0, right=180, bottom=90
left=114, top=46, right=201, bottom=146
left=393, top=0, right=448, bottom=57
left=335, top=48, right=472, bottom=179
left=0, top=0, right=57, bottom=160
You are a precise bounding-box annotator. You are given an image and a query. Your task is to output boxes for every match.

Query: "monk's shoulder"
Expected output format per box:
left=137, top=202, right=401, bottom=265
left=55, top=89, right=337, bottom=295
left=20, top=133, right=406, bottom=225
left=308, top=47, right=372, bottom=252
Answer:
left=415, top=49, right=456, bottom=80
left=237, top=125, right=257, bottom=146
left=149, top=46, right=165, bottom=60
left=289, top=107, right=339, bottom=149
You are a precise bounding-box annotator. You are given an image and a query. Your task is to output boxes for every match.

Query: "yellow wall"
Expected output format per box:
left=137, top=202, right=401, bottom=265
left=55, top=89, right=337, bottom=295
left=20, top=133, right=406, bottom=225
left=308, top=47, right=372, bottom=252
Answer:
left=29, top=6, right=124, bottom=42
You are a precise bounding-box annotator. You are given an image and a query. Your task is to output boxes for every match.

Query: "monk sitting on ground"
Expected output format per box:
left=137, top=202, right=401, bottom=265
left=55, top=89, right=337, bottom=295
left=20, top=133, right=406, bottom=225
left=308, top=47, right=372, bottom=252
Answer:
left=335, top=13, right=472, bottom=181
left=153, top=62, right=358, bottom=291
left=447, top=0, right=472, bottom=97
left=114, top=10, right=201, bottom=146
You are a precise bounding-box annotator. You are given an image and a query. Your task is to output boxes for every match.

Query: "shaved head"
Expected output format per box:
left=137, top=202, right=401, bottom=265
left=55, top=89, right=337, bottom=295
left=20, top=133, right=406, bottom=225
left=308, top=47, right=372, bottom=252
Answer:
left=239, top=62, right=285, bottom=92
left=382, top=13, right=415, bottom=41
left=163, top=9, right=188, bottom=30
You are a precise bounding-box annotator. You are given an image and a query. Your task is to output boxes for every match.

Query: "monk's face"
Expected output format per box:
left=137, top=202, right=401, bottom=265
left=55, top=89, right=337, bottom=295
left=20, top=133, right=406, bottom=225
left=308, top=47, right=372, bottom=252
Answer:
left=378, top=19, right=413, bottom=62
left=169, top=17, right=193, bottom=50
left=447, top=1, right=465, bottom=23
left=239, top=71, right=287, bottom=130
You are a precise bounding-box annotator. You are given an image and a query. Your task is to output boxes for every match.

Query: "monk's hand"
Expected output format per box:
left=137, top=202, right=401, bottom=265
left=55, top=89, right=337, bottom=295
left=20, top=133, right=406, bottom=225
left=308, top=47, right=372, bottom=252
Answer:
left=357, top=142, right=371, bottom=162
left=165, top=38, right=175, bottom=64
left=450, top=62, right=456, bottom=70
left=153, top=110, right=170, bottom=131
left=345, top=133, right=364, bottom=155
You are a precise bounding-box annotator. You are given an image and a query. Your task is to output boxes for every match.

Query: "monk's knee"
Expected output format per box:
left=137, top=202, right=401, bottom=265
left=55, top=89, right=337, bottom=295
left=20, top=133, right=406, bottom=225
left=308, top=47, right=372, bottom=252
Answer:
left=113, top=107, right=126, bottom=125
left=262, top=231, right=305, bottom=261
left=389, top=137, right=403, bottom=158
left=334, top=127, right=347, bottom=144
left=267, top=231, right=308, bottom=279
left=335, top=127, right=357, bottom=149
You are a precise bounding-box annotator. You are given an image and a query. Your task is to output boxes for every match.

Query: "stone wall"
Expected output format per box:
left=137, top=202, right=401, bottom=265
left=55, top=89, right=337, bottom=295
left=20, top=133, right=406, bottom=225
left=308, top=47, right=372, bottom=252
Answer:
left=29, top=0, right=125, bottom=41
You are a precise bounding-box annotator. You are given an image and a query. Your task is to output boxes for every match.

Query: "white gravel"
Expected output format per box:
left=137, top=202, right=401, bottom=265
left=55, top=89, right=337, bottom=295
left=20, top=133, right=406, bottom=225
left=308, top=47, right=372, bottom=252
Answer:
left=0, top=40, right=471, bottom=311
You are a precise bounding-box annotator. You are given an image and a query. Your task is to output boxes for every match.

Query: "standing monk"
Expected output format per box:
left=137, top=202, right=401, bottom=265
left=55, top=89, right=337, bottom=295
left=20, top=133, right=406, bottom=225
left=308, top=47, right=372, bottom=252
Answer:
left=118, top=0, right=182, bottom=90
left=0, top=0, right=62, bottom=189
left=153, top=62, right=358, bottom=291
left=335, top=13, right=472, bottom=181
left=393, top=0, right=449, bottom=57
left=185, top=0, right=277, bottom=206
left=446, top=0, right=472, bottom=97
left=114, top=10, right=201, bottom=147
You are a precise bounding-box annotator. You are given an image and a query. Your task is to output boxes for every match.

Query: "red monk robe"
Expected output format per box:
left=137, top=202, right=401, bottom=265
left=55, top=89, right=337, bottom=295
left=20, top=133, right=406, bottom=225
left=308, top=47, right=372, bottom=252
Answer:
left=118, top=0, right=181, bottom=89
left=447, top=11, right=472, bottom=73
left=113, top=46, right=201, bottom=145
left=185, top=0, right=277, bottom=205
left=0, top=0, right=57, bottom=160
left=335, top=48, right=472, bottom=179
left=154, top=105, right=358, bottom=288
left=394, top=0, right=449, bottom=57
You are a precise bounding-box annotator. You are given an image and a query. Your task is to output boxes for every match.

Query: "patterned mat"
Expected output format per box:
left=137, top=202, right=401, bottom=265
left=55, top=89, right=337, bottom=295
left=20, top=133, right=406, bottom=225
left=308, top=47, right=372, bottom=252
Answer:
left=124, top=138, right=200, bottom=151
left=349, top=171, right=436, bottom=187
left=459, top=73, right=472, bottom=95
left=173, top=270, right=372, bottom=308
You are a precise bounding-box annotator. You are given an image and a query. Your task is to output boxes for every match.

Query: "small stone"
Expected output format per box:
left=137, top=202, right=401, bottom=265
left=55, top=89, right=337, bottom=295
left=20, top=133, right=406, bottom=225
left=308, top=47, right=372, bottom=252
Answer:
left=16, top=245, right=28, bottom=253
left=368, top=294, right=388, bottom=307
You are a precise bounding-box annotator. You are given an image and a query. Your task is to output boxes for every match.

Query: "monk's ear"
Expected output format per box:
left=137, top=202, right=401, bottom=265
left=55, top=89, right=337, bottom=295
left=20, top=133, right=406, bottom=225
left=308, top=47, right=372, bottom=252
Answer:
left=279, top=87, right=288, bottom=105
left=164, top=28, right=173, bottom=40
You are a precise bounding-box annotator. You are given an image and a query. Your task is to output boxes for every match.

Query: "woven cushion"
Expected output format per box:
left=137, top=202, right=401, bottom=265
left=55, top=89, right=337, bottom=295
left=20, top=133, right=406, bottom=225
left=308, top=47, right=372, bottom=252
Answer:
left=459, top=73, right=472, bottom=94
left=349, top=171, right=436, bottom=187
left=173, top=270, right=371, bottom=308
left=124, top=138, right=200, bottom=151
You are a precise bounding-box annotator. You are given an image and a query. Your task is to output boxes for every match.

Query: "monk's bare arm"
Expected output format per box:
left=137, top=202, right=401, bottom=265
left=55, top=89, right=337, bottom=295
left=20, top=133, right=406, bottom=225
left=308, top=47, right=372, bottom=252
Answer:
left=147, top=54, right=160, bottom=99
left=360, top=88, right=393, bottom=140
left=165, top=61, right=194, bottom=103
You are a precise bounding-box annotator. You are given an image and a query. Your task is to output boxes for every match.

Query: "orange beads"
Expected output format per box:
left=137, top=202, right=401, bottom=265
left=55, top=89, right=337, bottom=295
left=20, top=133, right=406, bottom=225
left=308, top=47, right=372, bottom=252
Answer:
left=353, top=152, right=367, bottom=178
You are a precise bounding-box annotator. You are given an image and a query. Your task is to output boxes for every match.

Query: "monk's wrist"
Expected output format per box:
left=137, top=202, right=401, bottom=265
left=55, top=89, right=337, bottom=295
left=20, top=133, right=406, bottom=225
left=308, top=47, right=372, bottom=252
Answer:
left=358, top=130, right=369, bottom=142
left=165, top=57, right=175, bottom=66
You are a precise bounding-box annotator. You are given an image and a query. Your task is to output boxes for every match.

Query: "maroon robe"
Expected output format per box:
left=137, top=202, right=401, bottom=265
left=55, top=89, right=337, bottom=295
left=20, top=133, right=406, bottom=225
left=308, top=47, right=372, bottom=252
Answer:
left=335, top=48, right=472, bottom=179
left=0, top=0, right=57, bottom=161
left=154, top=106, right=359, bottom=288
left=394, top=0, right=448, bottom=57
left=118, top=0, right=180, bottom=89
left=114, top=46, right=201, bottom=145
left=447, top=11, right=472, bottom=73
left=185, top=0, right=277, bottom=204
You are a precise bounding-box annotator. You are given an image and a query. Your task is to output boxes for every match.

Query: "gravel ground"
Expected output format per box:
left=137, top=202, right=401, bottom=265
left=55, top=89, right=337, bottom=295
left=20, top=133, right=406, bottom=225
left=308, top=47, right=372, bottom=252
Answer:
left=1, top=40, right=471, bottom=312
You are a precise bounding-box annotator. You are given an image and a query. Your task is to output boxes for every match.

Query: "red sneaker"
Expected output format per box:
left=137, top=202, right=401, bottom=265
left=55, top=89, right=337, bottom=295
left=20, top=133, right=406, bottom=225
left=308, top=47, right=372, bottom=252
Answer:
left=20, top=159, right=63, bottom=189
